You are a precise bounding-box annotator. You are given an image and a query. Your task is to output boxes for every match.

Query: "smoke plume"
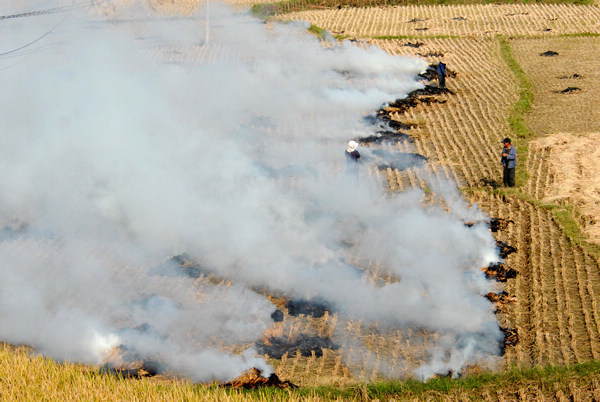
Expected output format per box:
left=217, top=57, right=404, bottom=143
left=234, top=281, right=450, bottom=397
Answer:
left=0, top=0, right=501, bottom=381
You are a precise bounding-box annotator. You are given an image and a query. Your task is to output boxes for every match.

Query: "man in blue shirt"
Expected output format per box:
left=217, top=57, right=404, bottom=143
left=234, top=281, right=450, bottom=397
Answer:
left=501, top=137, right=517, bottom=187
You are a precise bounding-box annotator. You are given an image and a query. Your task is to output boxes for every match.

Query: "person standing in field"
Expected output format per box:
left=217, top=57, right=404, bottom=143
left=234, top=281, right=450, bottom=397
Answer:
left=345, top=140, right=361, bottom=177
left=437, top=61, right=447, bottom=89
left=501, top=137, right=517, bottom=187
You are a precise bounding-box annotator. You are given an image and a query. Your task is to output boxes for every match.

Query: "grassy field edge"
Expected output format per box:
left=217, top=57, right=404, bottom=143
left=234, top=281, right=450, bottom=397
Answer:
left=3, top=343, right=600, bottom=400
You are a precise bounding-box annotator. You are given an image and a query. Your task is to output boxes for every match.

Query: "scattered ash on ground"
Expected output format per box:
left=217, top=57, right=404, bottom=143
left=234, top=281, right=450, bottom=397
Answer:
left=558, top=87, right=581, bottom=94
left=559, top=73, right=582, bottom=79
left=500, top=327, right=519, bottom=355
left=256, top=334, right=339, bottom=359
left=540, top=50, right=559, bottom=56
left=417, top=51, right=444, bottom=58
left=415, top=27, right=429, bottom=31
left=482, top=262, right=517, bottom=282
left=286, top=299, right=332, bottom=318
left=404, top=41, right=424, bottom=48
left=485, top=291, right=517, bottom=312
left=221, top=368, right=297, bottom=389
left=496, top=240, right=517, bottom=259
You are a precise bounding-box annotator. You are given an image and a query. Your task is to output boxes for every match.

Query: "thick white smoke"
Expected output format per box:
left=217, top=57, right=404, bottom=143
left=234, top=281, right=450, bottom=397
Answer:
left=0, top=0, right=501, bottom=381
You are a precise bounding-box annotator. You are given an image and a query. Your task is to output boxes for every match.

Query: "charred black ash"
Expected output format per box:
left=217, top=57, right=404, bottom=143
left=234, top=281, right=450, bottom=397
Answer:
left=489, top=218, right=513, bottom=233
left=165, top=253, right=213, bottom=278
left=286, top=299, right=332, bottom=318
left=482, top=262, right=517, bottom=282
left=271, top=309, right=284, bottom=322
left=540, top=50, right=558, bottom=56
left=374, top=152, right=428, bottom=171
left=256, top=334, right=338, bottom=359
left=403, top=41, right=424, bottom=48
left=358, top=130, right=412, bottom=145
left=499, top=327, right=519, bottom=355
left=364, top=112, right=414, bottom=132
left=496, top=240, right=517, bottom=259
left=559, top=73, right=582, bottom=79
left=558, top=87, right=581, bottom=94
left=382, top=86, right=454, bottom=114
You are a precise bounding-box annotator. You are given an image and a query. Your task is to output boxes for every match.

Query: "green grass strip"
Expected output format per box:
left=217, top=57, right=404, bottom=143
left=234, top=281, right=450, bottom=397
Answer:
left=219, top=361, right=600, bottom=400
left=497, top=36, right=534, bottom=187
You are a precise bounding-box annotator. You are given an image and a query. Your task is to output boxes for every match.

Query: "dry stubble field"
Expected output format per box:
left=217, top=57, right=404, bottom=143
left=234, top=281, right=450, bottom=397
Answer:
left=275, top=0, right=600, bottom=385
left=14, top=0, right=600, bottom=397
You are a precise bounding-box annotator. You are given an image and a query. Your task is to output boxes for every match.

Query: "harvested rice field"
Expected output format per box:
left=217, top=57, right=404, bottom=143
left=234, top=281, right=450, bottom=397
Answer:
left=274, top=0, right=600, bottom=383
left=2, top=0, right=600, bottom=398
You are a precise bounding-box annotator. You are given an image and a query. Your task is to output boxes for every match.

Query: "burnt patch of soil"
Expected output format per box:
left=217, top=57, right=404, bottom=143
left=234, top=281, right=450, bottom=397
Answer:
left=286, top=298, right=332, bottom=318
left=482, top=262, right=517, bottom=282
left=540, top=50, right=559, bottom=57
left=360, top=114, right=413, bottom=145
left=404, top=41, right=424, bottom=48
left=222, top=368, right=297, bottom=389
left=496, top=240, right=517, bottom=258
left=164, top=253, right=213, bottom=279
left=359, top=130, right=412, bottom=145
left=384, top=87, right=453, bottom=114
left=407, top=18, right=426, bottom=23
left=256, top=334, right=339, bottom=359
left=558, top=87, right=581, bottom=94
left=271, top=309, right=284, bottom=322
left=371, top=151, right=428, bottom=171
left=417, top=51, right=444, bottom=58
left=489, top=218, right=513, bottom=233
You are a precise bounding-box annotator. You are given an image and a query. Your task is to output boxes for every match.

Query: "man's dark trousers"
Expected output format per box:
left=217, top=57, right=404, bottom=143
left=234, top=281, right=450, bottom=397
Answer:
left=503, top=167, right=515, bottom=187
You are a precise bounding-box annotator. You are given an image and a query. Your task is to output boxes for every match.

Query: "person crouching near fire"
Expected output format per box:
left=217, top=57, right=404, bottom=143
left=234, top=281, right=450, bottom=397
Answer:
left=345, top=140, right=361, bottom=177
left=501, top=137, right=517, bottom=187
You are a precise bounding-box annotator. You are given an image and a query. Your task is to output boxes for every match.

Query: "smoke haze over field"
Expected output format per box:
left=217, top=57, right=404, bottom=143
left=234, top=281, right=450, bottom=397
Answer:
left=0, top=0, right=501, bottom=381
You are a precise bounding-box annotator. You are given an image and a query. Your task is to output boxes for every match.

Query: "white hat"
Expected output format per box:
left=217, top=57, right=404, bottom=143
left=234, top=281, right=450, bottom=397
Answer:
left=347, top=140, right=358, bottom=152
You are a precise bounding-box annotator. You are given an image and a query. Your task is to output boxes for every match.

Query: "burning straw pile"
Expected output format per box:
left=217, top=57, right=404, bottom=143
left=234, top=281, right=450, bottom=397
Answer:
left=221, top=368, right=296, bottom=389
